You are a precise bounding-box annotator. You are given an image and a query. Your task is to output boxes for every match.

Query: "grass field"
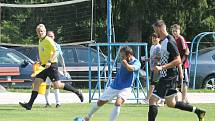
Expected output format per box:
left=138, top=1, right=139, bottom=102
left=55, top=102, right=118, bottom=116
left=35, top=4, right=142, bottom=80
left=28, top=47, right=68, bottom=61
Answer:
left=0, top=103, right=214, bottom=121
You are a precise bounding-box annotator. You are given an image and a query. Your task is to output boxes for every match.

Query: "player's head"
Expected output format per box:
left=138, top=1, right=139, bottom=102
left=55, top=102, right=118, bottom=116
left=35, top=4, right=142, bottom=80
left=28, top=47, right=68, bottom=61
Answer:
left=171, top=24, right=181, bottom=38
left=152, top=20, right=167, bottom=36
left=36, top=24, right=46, bottom=39
left=47, top=31, right=55, bottom=40
left=151, top=33, right=160, bottom=45
left=120, top=46, right=134, bottom=60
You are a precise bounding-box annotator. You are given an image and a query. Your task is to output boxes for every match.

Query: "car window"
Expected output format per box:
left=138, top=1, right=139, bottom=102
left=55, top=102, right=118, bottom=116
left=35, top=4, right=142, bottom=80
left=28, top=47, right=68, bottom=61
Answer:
left=62, top=48, right=75, bottom=66
left=0, top=50, right=25, bottom=64
left=29, top=48, right=39, bottom=61
left=76, top=48, right=89, bottom=63
left=76, top=47, right=106, bottom=64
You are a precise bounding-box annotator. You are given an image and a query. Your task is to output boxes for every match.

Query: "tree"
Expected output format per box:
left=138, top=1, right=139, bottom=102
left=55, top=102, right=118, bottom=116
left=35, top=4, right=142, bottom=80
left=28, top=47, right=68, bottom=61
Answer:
left=1, top=0, right=215, bottom=45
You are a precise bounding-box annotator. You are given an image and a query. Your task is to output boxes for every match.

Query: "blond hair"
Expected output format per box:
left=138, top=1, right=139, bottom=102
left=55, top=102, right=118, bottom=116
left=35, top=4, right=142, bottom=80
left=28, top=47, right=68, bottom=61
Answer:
left=36, top=24, right=46, bottom=32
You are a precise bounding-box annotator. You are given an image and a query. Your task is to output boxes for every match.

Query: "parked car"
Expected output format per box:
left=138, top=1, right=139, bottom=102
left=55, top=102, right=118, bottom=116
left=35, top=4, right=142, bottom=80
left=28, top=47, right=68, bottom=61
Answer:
left=190, top=47, right=215, bottom=90
left=0, top=46, right=34, bottom=80
left=0, top=46, right=72, bottom=88
left=14, top=45, right=110, bottom=81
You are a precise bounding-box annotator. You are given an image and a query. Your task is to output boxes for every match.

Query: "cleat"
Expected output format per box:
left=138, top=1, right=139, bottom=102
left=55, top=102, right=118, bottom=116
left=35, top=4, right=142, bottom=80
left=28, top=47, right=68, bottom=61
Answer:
left=196, top=109, right=206, bottom=121
left=84, top=117, right=90, bottom=121
left=77, top=93, right=84, bottom=102
left=45, top=103, right=51, bottom=108
left=56, top=104, right=61, bottom=108
left=19, top=102, right=32, bottom=110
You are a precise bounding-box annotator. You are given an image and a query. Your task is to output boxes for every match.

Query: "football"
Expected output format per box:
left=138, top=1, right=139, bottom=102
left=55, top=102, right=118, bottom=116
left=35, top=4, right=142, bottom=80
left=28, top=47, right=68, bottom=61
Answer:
left=73, top=116, right=85, bottom=121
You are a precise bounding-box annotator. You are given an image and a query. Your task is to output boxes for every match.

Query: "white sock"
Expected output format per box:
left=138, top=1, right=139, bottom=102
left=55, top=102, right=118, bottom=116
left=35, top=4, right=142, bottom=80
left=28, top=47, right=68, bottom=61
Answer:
left=54, top=89, right=60, bottom=104
left=109, top=106, right=121, bottom=121
left=192, top=107, right=197, bottom=112
left=87, top=103, right=100, bottom=119
left=45, top=87, right=51, bottom=104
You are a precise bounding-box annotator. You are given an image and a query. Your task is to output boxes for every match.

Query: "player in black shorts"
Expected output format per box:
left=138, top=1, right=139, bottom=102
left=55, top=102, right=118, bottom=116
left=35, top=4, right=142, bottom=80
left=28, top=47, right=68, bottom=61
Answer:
left=19, top=24, right=83, bottom=110
left=148, top=20, right=206, bottom=121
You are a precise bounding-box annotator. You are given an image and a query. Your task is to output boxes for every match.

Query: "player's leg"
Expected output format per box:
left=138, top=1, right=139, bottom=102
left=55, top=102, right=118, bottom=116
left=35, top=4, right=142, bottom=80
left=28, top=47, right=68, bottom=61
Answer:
left=165, top=78, right=206, bottom=121
left=85, top=87, right=117, bottom=121
left=54, top=88, right=60, bottom=108
left=109, top=87, right=131, bottom=121
left=148, top=81, right=164, bottom=121
left=148, top=95, right=160, bottom=121
left=166, top=95, right=206, bottom=121
left=146, top=71, right=155, bottom=101
left=50, top=63, right=84, bottom=102
left=19, top=77, right=44, bottom=110
left=45, top=78, right=51, bottom=107
left=52, top=81, right=83, bottom=102
left=84, top=100, right=108, bottom=121
left=182, top=68, right=189, bottom=103
left=109, top=98, right=124, bottom=121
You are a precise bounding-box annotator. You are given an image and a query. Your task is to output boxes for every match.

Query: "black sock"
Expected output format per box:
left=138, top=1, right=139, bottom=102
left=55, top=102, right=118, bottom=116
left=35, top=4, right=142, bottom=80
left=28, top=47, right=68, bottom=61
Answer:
left=28, top=91, right=38, bottom=106
left=175, top=101, right=193, bottom=112
left=63, top=84, right=80, bottom=94
left=148, top=105, right=158, bottom=121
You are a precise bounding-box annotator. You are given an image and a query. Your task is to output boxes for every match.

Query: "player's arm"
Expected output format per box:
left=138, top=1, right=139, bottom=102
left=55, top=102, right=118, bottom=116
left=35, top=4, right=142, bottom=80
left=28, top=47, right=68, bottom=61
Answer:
left=123, top=59, right=141, bottom=71
left=180, top=36, right=190, bottom=63
left=177, top=63, right=184, bottom=80
left=160, top=55, right=181, bottom=70
left=59, top=54, right=67, bottom=73
left=45, top=38, right=57, bottom=68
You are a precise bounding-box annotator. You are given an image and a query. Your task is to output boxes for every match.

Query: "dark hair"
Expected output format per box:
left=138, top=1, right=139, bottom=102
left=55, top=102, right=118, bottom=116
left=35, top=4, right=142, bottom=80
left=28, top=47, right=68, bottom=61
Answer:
left=120, top=46, right=134, bottom=56
left=171, top=24, right=180, bottom=30
left=152, top=20, right=166, bottom=28
left=151, top=33, right=159, bottom=38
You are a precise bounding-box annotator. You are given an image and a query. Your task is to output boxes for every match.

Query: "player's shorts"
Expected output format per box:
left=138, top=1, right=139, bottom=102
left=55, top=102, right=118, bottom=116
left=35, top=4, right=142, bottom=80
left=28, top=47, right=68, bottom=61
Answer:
left=150, top=71, right=160, bottom=85
left=153, top=76, right=178, bottom=99
left=99, top=87, right=132, bottom=102
left=45, top=77, right=52, bottom=85
left=36, top=63, right=59, bottom=82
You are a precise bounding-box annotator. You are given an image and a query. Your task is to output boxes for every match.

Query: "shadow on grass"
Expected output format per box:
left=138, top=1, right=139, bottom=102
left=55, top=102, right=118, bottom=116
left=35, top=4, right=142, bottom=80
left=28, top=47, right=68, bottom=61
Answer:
left=0, top=108, right=18, bottom=111
left=123, top=104, right=148, bottom=108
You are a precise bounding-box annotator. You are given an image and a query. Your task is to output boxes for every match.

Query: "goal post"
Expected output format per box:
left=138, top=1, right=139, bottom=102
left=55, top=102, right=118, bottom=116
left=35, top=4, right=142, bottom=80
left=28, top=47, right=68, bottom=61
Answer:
left=0, top=0, right=94, bottom=44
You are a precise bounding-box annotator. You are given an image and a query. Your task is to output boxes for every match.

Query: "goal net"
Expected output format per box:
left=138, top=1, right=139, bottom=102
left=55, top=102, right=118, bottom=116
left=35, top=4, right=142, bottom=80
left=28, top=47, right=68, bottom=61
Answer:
left=0, top=0, right=93, bottom=44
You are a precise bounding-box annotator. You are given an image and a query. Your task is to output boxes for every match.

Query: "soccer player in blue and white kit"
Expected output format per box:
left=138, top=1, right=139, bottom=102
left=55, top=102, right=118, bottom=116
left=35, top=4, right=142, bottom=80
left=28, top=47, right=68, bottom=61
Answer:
left=84, top=46, right=141, bottom=121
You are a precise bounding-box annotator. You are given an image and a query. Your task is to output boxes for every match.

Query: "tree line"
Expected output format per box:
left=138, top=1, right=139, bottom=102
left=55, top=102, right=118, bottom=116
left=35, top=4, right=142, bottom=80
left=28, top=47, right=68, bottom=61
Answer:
left=1, top=0, right=215, bottom=45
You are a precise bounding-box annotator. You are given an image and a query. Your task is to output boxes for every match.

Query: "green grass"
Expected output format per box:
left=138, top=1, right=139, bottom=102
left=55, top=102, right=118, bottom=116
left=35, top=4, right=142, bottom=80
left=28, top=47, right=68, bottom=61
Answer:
left=188, top=89, right=215, bottom=93
left=0, top=103, right=214, bottom=121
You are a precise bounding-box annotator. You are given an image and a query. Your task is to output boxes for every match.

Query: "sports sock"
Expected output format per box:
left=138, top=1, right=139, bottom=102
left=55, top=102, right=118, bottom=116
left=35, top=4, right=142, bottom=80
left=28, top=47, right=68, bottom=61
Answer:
left=54, top=89, right=60, bottom=104
left=148, top=105, right=158, bottom=121
left=28, top=91, right=38, bottom=106
left=86, top=103, right=100, bottom=119
left=109, top=106, right=121, bottom=121
left=45, top=87, right=50, bottom=104
left=175, top=101, right=193, bottom=112
left=63, top=84, right=80, bottom=94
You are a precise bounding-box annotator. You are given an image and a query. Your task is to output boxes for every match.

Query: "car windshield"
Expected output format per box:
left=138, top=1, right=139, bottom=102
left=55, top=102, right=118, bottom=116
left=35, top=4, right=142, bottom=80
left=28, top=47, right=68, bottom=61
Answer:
left=198, top=47, right=215, bottom=55
left=0, top=50, right=26, bottom=65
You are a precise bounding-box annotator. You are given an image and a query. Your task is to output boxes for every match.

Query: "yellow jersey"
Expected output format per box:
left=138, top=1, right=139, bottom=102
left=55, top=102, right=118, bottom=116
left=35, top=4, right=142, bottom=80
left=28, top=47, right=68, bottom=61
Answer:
left=38, top=36, right=57, bottom=65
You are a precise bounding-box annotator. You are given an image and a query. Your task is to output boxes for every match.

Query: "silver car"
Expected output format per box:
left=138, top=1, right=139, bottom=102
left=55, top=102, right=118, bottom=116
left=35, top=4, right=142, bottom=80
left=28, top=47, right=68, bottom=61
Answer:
left=190, top=47, right=215, bottom=90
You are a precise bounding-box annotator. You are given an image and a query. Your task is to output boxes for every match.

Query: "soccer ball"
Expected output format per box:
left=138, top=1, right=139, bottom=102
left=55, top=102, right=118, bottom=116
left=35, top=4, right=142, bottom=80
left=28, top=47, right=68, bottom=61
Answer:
left=73, top=116, right=85, bottom=121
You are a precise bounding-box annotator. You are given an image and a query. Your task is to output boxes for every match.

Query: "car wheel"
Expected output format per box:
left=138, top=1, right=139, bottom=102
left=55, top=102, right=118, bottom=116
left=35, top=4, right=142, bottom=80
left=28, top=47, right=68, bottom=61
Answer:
left=203, top=76, right=215, bottom=90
